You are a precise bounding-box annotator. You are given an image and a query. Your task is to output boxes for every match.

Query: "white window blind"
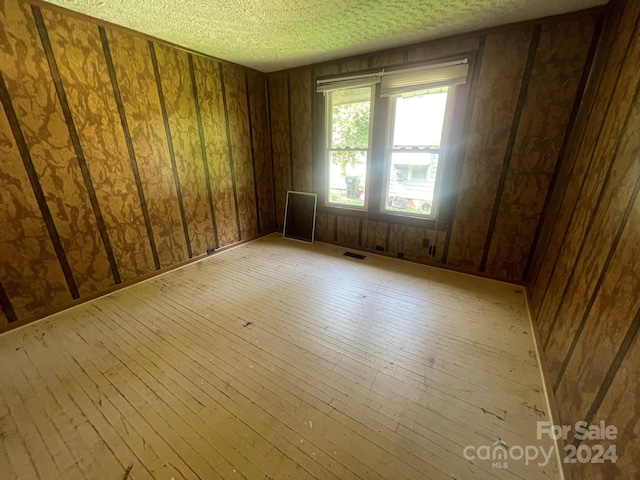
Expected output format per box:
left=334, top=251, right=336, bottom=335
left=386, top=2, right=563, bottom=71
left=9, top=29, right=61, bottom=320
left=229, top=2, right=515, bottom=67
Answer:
left=380, top=60, right=469, bottom=97
left=317, top=59, right=469, bottom=95
left=316, top=73, right=381, bottom=93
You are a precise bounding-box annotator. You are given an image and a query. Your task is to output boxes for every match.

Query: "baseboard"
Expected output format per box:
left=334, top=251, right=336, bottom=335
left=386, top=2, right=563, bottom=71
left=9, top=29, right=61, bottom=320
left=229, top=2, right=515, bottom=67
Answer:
left=524, top=288, right=572, bottom=480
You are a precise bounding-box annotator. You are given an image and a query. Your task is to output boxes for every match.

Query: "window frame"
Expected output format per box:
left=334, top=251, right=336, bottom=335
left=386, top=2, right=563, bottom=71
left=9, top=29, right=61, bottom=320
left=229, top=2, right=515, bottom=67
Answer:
left=313, top=53, right=476, bottom=229
left=324, top=85, right=376, bottom=211
left=381, top=86, right=457, bottom=220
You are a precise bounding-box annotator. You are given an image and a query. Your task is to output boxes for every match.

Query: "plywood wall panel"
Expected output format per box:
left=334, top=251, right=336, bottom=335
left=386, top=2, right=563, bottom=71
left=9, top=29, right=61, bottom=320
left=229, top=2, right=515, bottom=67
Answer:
left=371, top=51, right=405, bottom=68
left=0, top=1, right=113, bottom=296
left=314, top=64, right=340, bottom=78
left=43, top=12, right=157, bottom=281
left=290, top=69, right=313, bottom=193
left=153, top=44, right=216, bottom=256
left=362, top=220, right=388, bottom=252
left=447, top=28, right=533, bottom=271
left=340, top=58, right=369, bottom=73
left=484, top=18, right=596, bottom=280
left=314, top=212, right=335, bottom=243
left=406, top=36, right=481, bottom=62
left=336, top=216, right=359, bottom=248
left=0, top=98, right=71, bottom=320
left=388, top=224, right=444, bottom=264
left=222, top=63, right=258, bottom=241
left=246, top=70, right=275, bottom=234
left=105, top=29, right=189, bottom=267
left=268, top=74, right=291, bottom=229
left=190, top=56, right=239, bottom=247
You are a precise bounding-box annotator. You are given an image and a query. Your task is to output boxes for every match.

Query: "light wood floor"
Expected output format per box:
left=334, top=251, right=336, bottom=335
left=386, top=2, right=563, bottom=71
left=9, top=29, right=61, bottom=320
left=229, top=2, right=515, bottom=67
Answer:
left=0, top=234, right=561, bottom=480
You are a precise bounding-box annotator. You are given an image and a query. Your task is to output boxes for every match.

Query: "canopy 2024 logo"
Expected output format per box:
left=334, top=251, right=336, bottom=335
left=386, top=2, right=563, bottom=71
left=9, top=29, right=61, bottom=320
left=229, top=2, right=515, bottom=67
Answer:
left=462, top=421, right=618, bottom=469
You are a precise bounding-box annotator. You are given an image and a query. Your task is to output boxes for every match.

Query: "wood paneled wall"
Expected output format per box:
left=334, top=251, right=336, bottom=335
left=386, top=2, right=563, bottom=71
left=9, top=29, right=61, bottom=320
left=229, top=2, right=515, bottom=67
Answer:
left=526, top=0, right=640, bottom=478
left=0, top=0, right=274, bottom=332
left=267, top=11, right=600, bottom=283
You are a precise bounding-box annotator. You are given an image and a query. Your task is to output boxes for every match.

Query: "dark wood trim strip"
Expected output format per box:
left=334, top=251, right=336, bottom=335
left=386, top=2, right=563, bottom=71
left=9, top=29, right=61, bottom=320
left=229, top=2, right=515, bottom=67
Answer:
left=100, top=26, right=161, bottom=270
left=244, top=70, right=262, bottom=235
left=542, top=18, right=640, bottom=348
left=188, top=53, right=220, bottom=249
left=385, top=223, right=391, bottom=252
left=266, top=77, right=278, bottom=228
left=219, top=63, right=243, bottom=240
left=441, top=35, right=486, bottom=264
left=358, top=218, right=363, bottom=247
left=479, top=26, right=541, bottom=272
left=333, top=215, right=338, bottom=242
left=287, top=74, right=295, bottom=191
left=522, top=17, right=605, bottom=282
left=553, top=124, right=640, bottom=392
left=402, top=49, right=409, bottom=64
left=33, top=6, right=121, bottom=284
left=310, top=68, right=315, bottom=194
left=0, top=282, right=18, bottom=324
left=570, top=307, right=640, bottom=447
left=148, top=41, right=193, bottom=258
left=0, top=72, right=80, bottom=299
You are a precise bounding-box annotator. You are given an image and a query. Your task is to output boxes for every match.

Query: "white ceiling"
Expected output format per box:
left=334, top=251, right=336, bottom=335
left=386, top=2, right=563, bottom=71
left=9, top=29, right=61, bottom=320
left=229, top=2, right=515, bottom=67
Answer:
left=42, top=0, right=607, bottom=72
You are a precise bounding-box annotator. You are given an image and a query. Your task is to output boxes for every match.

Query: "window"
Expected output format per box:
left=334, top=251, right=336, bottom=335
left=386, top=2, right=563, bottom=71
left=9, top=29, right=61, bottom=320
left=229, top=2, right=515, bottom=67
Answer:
left=318, top=59, right=469, bottom=221
left=384, top=87, right=452, bottom=218
left=326, top=86, right=373, bottom=207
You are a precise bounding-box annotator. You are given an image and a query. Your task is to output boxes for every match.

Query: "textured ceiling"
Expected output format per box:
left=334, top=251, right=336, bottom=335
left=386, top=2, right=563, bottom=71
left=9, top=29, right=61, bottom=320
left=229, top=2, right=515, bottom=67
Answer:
left=41, top=0, right=606, bottom=72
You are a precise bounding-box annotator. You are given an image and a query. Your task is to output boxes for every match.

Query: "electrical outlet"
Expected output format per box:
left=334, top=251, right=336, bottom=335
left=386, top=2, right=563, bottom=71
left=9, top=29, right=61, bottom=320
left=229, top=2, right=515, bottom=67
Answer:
left=206, top=247, right=216, bottom=255
left=375, top=245, right=385, bottom=252
left=397, top=252, right=404, bottom=259
left=422, top=238, right=430, bottom=248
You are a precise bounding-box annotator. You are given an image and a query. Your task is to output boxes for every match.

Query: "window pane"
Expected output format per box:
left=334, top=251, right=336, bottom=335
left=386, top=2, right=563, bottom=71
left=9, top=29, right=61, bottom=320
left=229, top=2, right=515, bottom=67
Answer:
left=392, top=89, right=448, bottom=148
left=328, top=151, right=367, bottom=206
left=386, top=152, right=439, bottom=216
left=330, top=87, right=371, bottom=149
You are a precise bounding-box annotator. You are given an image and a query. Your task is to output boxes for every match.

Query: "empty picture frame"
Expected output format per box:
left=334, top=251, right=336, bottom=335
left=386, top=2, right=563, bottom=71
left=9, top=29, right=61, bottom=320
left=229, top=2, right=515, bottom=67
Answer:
left=283, top=191, right=318, bottom=243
